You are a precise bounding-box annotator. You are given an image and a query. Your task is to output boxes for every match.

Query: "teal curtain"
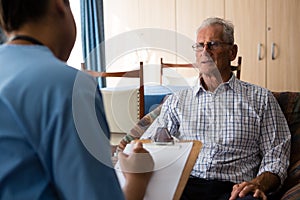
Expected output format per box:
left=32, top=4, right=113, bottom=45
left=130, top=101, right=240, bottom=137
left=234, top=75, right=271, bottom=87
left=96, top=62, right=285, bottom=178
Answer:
left=80, top=0, right=106, bottom=87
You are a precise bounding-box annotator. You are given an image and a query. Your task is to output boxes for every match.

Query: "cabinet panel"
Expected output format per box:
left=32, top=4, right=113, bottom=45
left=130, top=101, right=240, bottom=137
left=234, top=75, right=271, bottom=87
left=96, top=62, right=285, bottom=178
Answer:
left=103, top=0, right=140, bottom=39
left=103, top=0, right=176, bottom=84
left=226, top=0, right=300, bottom=91
left=176, top=0, right=225, bottom=42
left=176, top=0, right=224, bottom=64
left=138, top=0, right=177, bottom=72
left=267, top=0, right=300, bottom=91
left=225, top=0, right=266, bottom=87
left=139, top=0, right=176, bottom=30
left=104, top=0, right=176, bottom=36
left=103, top=0, right=300, bottom=91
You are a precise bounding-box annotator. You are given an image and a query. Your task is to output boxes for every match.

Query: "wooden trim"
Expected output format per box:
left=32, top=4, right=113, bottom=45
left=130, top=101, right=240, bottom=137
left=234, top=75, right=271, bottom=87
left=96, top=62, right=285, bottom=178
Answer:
left=160, top=58, right=195, bottom=84
left=82, top=62, right=145, bottom=119
left=139, top=62, right=145, bottom=119
left=83, top=69, right=140, bottom=78
left=174, top=140, right=202, bottom=200
left=230, top=56, right=242, bottom=79
left=161, top=56, right=242, bottom=81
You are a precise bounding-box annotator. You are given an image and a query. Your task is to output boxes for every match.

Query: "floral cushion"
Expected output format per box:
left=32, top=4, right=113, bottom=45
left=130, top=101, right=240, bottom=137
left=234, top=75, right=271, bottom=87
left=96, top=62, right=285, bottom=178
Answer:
left=281, top=183, right=300, bottom=200
left=272, top=92, right=300, bottom=195
left=120, top=96, right=167, bottom=143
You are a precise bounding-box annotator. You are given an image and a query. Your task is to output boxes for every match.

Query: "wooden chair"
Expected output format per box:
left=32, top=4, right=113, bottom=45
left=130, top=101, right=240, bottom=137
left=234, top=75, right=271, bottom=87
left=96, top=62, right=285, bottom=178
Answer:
left=160, top=56, right=242, bottom=83
left=160, top=58, right=198, bottom=86
left=81, top=62, right=145, bottom=133
left=230, top=56, right=242, bottom=80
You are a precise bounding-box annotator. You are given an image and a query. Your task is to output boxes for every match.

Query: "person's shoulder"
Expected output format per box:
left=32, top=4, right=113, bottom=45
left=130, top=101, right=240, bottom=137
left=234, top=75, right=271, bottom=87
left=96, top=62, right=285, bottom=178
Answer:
left=19, top=46, right=97, bottom=96
left=237, top=79, right=271, bottom=96
left=174, top=85, right=195, bottom=95
left=27, top=47, right=94, bottom=86
left=168, top=86, right=194, bottom=100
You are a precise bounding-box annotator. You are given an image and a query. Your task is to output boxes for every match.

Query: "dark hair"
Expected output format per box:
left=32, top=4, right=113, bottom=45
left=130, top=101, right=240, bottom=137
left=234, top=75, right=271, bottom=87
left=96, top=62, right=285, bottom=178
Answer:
left=0, top=0, right=50, bottom=32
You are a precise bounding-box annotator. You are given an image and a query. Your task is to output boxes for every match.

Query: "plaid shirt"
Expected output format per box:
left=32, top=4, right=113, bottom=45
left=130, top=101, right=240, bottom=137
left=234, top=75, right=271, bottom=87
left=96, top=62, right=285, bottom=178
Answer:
left=141, top=75, right=291, bottom=184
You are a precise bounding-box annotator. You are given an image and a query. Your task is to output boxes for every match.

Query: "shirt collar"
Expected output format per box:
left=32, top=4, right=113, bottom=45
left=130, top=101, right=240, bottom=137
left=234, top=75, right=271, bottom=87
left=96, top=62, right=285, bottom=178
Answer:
left=193, top=73, right=241, bottom=96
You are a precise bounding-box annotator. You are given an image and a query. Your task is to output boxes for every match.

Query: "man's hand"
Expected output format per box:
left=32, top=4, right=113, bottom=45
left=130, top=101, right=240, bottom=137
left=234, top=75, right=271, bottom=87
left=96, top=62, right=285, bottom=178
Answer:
left=230, top=181, right=267, bottom=200
left=229, top=172, right=280, bottom=200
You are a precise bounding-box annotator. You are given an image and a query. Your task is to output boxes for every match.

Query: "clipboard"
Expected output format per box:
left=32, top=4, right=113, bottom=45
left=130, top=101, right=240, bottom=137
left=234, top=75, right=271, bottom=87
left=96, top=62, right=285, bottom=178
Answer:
left=115, top=140, right=202, bottom=200
left=173, top=140, right=202, bottom=200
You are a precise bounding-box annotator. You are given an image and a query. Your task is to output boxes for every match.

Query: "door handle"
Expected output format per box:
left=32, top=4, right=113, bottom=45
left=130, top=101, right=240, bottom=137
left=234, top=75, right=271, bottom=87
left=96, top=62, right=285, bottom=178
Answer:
left=271, top=43, right=276, bottom=60
left=257, top=43, right=262, bottom=60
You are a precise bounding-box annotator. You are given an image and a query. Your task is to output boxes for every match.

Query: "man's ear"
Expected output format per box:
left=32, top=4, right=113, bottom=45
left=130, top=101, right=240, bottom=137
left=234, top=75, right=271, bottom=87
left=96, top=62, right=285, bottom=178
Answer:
left=230, top=44, right=238, bottom=61
left=54, top=0, right=69, bottom=16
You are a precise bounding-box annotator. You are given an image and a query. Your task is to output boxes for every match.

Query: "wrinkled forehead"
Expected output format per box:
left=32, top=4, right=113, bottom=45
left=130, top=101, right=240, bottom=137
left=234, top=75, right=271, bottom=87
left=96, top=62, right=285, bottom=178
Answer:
left=196, top=24, right=224, bottom=42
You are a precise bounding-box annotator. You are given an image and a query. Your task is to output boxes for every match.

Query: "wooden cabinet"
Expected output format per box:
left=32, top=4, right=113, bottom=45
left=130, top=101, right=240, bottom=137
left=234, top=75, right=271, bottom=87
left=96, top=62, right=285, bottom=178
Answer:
left=103, top=0, right=176, bottom=38
left=103, top=0, right=300, bottom=91
left=103, top=0, right=176, bottom=84
left=225, top=0, right=300, bottom=91
left=175, top=0, right=224, bottom=64
left=103, top=0, right=140, bottom=39
left=103, top=0, right=224, bottom=66
left=266, top=0, right=300, bottom=91
left=176, top=0, right=225, bottom=41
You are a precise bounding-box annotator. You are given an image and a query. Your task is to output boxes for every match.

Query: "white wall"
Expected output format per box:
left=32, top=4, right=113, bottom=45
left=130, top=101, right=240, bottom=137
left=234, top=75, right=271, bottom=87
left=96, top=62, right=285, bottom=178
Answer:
left=68, top=1, right=83, bottom=69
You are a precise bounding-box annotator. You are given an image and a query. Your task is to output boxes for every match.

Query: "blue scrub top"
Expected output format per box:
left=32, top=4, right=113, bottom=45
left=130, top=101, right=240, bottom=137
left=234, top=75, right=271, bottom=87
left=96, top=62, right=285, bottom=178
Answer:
left=0, top=44, right=124, bottom=199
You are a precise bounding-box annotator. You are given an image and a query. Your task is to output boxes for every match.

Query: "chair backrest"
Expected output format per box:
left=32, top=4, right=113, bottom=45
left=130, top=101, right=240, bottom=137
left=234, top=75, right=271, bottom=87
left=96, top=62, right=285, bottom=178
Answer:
left=160, top=56, right=242, bottom=84
left=230, top=56, right=242, bottom=80
left=160, top=58, right=198, bottom=86
left=81, top=62, right=145, bottom=133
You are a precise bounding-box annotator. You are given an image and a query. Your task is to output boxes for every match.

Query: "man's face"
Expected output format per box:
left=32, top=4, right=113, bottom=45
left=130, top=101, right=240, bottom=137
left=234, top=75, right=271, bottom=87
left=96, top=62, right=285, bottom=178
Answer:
left=195, top=24, right=236, bottom=76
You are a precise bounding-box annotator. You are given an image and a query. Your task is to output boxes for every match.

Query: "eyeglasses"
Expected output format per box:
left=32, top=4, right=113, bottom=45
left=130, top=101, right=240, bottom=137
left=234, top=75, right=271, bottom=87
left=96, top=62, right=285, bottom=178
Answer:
left=192, top=41, right=232, bottom=52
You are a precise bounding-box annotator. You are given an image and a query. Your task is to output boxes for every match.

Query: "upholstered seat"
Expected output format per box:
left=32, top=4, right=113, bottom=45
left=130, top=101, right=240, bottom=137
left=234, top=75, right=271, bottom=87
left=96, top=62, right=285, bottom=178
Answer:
left=125, top=91, right=300, bottom=199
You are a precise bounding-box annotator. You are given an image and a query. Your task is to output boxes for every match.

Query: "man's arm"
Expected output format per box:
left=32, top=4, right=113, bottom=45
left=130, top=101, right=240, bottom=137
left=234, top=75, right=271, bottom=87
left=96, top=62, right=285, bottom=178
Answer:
left=230, top=91, right=291, bottom=200
left=230, top=171, right=280, bottom=200
left=250, top=171, right=281, bottom=194
left=118, top=96, right=167, bottom=151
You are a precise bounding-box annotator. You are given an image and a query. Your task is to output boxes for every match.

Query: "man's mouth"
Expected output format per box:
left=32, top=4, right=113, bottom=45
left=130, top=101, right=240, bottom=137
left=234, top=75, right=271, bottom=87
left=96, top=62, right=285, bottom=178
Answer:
left=201, top=60, right=214, bottom=64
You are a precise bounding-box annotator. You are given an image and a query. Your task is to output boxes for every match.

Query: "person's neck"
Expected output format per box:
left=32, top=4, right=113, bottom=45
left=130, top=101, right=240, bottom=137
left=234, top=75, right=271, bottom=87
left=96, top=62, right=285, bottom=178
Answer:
left=7, top=26, right=47, bottom=45
left=9, top=35, right=44, bottom=46
left=200, top=71, right=231, bottom=92
left=7, top=26, right=65, bottom=61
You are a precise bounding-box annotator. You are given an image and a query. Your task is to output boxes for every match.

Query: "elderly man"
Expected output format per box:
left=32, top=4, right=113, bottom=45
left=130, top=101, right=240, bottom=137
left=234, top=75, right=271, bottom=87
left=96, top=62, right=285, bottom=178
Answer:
left=140, top=17, right=291, bottom=200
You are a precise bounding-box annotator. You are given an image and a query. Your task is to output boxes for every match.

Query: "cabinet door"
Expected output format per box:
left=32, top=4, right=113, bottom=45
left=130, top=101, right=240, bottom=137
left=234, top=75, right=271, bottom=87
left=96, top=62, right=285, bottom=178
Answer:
left=176, top=0, right=224, bottom=40
left=103, top=0, right=140, bottom=39
left=104, top=0, right=176, bottom=36
left=103, top=0, right=176, bottom=84
left=225, top=0, right=266, bottom=87
left=139, top=0, right=176, bottom=30
left=138, top=0, right=176, bottom=59
left=103, top=0, right=141, bottom=74
left=267, top=0, right=300, bottom=91
left=176, top=0, right=224, bottom=63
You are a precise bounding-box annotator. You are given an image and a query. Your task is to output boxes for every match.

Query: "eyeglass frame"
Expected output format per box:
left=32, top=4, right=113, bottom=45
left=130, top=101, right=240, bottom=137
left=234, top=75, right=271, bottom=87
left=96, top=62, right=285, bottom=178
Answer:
left=192, top=41, right=233, bottom=52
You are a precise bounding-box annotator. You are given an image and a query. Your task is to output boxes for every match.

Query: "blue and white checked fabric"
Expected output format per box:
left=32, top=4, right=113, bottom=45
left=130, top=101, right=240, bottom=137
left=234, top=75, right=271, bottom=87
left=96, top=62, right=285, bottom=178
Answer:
left=141, top=75, right=291, bottom=184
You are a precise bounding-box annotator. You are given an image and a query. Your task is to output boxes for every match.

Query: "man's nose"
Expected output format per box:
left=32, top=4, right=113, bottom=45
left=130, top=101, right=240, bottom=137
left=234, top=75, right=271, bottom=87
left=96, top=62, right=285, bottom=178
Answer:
left=200, top=48, right=211, bottom=57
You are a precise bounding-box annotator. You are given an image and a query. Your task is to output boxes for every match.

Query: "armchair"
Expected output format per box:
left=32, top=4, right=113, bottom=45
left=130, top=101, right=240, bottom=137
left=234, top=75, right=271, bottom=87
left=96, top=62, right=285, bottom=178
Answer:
left=123, top=91, right=300, bottom=199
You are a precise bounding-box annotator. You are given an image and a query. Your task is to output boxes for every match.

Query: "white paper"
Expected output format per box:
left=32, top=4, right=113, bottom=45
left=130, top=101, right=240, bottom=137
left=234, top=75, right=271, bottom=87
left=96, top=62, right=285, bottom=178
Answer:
left=115, top=142, right=193, bottom=200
